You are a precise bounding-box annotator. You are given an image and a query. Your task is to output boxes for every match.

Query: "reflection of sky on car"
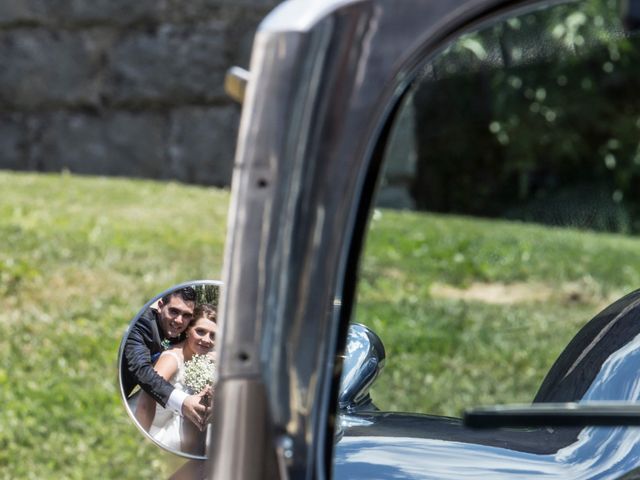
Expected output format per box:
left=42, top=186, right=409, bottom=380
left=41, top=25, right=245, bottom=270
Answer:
left=340, top=328, right=368, bottom=387
left=260, top=0, right=355, bottom=31
left=580, top=331, right=640, bottom=402
left=346, top=329, right=366, bottom=354
left=335, top=328, right=640, bottom=479
left=335, top=436, right=565, bottom=478
left=335, top=425, right=640, bottom=479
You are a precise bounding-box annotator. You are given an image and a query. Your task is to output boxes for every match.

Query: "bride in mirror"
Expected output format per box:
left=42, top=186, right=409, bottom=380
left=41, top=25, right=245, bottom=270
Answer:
left=134, top=303, right=218, bottom=455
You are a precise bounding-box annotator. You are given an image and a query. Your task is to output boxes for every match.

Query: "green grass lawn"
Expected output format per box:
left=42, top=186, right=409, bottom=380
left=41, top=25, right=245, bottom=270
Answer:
left=0, top=171, right=228, bottom=479
left=2, top=171, right=640, bottom=478
left=360, top=209, right=640, bottom=416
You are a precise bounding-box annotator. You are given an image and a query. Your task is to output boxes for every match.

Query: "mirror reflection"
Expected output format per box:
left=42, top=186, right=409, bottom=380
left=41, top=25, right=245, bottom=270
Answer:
left=119, top=281, right=221, bottom=458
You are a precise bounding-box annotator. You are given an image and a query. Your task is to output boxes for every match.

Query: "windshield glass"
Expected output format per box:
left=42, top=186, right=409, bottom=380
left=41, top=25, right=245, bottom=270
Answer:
left=353, top=0, right=640, bottom=417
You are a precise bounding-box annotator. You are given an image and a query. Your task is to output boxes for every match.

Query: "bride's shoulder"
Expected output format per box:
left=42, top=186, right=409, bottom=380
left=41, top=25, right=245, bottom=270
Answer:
left=160, top=348, right=184, bottom=363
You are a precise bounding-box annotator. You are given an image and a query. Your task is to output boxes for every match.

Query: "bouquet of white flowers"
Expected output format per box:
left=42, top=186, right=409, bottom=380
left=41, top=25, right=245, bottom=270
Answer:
left=184, top=354, right=217, bottom=396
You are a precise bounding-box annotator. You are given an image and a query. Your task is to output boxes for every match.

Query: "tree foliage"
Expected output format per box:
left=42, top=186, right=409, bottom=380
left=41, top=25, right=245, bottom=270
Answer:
left=411, top=0, right=640, bottom=232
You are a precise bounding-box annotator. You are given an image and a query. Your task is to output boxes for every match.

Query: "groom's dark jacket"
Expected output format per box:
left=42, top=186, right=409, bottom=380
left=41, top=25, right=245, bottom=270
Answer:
left=122, top=308, right=176, bottom=408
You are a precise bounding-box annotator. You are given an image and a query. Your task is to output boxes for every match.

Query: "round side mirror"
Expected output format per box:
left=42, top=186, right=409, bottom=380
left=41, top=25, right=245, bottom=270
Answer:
left=118, top=280, right=221, bottom=459
left=338, top=323, right=386, bottom=413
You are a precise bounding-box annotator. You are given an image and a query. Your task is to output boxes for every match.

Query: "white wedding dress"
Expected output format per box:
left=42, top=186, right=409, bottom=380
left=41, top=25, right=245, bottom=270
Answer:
left=128, top=349, right=212, bottom=454
left=147, top=350, right=186, bottom=451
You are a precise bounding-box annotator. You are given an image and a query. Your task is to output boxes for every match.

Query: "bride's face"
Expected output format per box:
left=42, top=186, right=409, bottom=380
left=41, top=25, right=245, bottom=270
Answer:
left=186, top=316, right=217, bottom=355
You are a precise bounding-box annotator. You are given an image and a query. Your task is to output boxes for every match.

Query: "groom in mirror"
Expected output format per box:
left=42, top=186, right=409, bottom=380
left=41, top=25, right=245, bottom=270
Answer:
left=122, top=286, right=209, bottom=430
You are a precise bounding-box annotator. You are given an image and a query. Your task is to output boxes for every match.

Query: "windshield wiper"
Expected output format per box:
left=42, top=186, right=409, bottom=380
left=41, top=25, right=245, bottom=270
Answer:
left=464, top=402, right=640, bottom=428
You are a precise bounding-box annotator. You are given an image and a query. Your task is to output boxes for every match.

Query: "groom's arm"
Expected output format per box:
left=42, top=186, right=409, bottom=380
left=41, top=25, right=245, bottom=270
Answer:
left=123, top=319, right=177, bottom=408
left=123, top=318, right=206, bottom=426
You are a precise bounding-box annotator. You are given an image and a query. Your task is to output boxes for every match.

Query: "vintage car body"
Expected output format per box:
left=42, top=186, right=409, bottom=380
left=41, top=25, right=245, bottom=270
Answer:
left=334, top=290, right=640, bottom=479
left=203, top=0, right=640, bottom=478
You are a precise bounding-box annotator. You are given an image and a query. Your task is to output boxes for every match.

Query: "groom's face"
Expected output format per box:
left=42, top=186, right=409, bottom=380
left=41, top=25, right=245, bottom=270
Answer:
left=157, top=294, right=195, bottom=339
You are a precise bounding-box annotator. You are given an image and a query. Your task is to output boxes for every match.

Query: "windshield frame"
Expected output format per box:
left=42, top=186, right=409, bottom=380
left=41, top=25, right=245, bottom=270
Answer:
left=208, top=1, right=581, bottom=479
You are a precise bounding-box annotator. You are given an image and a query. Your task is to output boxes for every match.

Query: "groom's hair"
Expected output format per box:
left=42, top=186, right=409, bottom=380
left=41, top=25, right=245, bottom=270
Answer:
left=161, top=286, right=197, bottom=305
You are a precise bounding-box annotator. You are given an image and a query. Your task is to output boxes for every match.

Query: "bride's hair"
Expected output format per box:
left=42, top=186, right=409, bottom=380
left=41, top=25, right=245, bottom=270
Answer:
left=191, top=303, right=217, bottom=324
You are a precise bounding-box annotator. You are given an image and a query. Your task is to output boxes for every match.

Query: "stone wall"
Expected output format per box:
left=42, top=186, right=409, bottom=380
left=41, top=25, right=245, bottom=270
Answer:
left=0, top=0, right=279, bottom=186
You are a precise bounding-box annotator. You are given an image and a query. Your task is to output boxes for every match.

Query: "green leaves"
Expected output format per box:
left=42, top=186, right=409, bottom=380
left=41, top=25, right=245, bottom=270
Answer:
left=411, top=0, right=640, bottom=231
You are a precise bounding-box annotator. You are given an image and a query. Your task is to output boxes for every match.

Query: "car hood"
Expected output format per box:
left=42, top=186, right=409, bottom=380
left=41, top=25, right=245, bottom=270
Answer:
left=333, top=412, right=640, bottom=479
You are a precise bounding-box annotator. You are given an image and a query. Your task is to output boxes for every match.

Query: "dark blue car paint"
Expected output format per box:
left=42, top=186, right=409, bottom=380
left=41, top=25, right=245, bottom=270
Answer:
left=335, top=290, right=640, bottom=479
